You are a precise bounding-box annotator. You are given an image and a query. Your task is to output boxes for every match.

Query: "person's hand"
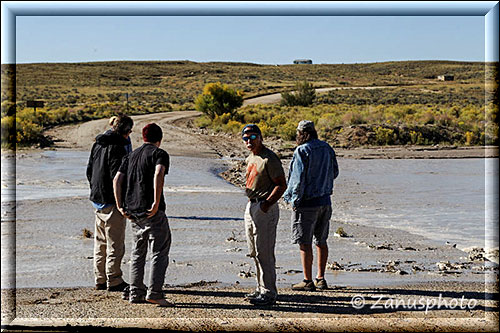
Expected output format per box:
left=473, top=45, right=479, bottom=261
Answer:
left=260, top=200, right=271, bottom=213
left=117, top=206, right=130, bottom=218
left=147, top=202, right=159, bottom=218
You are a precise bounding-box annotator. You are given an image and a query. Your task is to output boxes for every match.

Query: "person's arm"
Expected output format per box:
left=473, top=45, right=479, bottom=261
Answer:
left=86, top=144, right=95, bottom=183
left=260, top=175, right=287, bottom=213
left=113, top=171, right=129, bottom=218
left=109, top=145, right=126, bottom=180
left=284, top=149, right=306, bottom=210
left=332, top=149, right=339, bottom=180
left=147, top=164, right=166, bottom=218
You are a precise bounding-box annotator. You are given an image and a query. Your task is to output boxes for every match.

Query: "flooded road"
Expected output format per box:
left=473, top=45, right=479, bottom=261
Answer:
left=2, top=150, right=497, bottom=288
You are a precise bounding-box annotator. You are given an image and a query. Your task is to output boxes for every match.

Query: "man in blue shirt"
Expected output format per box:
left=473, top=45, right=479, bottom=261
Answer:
left=283, top=120, right=339, bottom=291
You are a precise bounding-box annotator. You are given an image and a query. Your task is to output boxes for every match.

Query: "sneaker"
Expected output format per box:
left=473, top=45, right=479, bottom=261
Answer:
left=292, top=279, right=316, bottom=291
left=314, top=278, right=328, bottom=290
left=129, top=297, right=147, bottom=304
left=146, top=298, right=174, bottom=307
left=108, top=281, right=129, bottom=292
left=244, top=290, right=260, bottom=300
left=121, top=285, right=130, bottom=300
left=248, top=294, right=276, bottom=306
left=95, top=283, right=107, bottom=291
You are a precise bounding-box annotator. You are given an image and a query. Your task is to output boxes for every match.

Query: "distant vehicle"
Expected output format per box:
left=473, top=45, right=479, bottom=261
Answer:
left=293, top=59, right=313, bottom=64
left=437, top=74, right=454, bottom=81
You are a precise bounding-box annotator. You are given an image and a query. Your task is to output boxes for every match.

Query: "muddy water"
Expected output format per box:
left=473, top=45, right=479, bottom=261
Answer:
left=2, top=150, right=497, bottom=288
left=332, top=158, right=498, bottom=250
left=11, top=150, right=496, bottom=249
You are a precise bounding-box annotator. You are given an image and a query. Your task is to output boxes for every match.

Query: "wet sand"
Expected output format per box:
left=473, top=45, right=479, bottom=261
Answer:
left=2, top=111, right=499, bottom=331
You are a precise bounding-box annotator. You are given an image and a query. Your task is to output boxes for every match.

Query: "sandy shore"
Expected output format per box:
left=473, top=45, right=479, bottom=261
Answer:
left=2, top=110, right=499, bottom=331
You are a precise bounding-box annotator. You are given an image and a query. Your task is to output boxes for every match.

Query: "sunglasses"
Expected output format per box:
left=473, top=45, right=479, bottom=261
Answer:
left=242, top=134, right=258, bottom=141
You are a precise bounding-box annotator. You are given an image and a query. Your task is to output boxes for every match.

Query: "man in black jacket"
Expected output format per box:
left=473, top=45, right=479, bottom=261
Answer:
left=86, top=114, right=133, bottom=292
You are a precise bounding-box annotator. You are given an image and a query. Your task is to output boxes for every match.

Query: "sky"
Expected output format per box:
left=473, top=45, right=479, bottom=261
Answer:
left=8, top=3, right=497, bottom=65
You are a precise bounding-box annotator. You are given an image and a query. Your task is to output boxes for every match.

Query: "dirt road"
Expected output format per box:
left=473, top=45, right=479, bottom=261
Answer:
left=44, top=111, right=225, bottom=158
left=243, top=85, right=399, bottom=106
left=43, top=109, right=498, bottom=162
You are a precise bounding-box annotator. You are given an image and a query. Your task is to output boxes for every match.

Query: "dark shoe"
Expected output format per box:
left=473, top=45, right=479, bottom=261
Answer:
left=314, top=278, right=328, bottom=290
left=249, top=294, right=276, bottom=306
left=95, top=283, right=107, bottom=291
left=244, top=290, right=260, bottom=300
left=292, top=280, right=316, bottom=291
left=108, top=281, right=128, bottom=292
left=129, top=297, right=147, bottom=304
left=122, top=285, right=130, bottom=300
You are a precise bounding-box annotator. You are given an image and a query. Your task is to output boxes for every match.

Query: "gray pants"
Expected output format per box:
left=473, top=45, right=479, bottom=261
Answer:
left=129, top=210, right=171, bottom=301
left=292, top=205, right=332, bottom=245
left=93, top=205, right=126, bottom=288
left=244, top=201, right=279, bottom=299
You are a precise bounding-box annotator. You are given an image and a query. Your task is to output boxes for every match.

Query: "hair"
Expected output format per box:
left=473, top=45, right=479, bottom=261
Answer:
left=112, top=114, right=133, bottom=136
left=241, top=124, right=262, bottom=137
left=296, top=128, right=318, bottom=145
left=108, top=116, right=118, bottom=127
left=142, top=123, right=163, bottom=143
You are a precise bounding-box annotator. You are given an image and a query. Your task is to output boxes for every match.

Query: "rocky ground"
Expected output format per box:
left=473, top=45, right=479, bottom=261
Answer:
left=2, top=281, right=498, bottom=332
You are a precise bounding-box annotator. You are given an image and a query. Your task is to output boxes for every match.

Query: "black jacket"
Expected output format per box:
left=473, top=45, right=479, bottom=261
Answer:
left=86, top=131, right=129, bottom=205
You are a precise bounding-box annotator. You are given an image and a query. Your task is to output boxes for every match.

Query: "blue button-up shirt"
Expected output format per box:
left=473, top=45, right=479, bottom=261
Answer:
left=283, top=139, right=339, bottom=208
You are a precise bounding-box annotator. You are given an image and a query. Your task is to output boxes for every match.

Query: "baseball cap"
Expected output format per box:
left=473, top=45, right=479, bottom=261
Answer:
left=241, top=124, right=262, bottom=137
left=297, top=120, right=315, bottom=132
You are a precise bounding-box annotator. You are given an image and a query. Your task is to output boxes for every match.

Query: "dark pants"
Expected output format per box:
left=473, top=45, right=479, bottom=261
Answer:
left=129, top=210, right=171, bottom=302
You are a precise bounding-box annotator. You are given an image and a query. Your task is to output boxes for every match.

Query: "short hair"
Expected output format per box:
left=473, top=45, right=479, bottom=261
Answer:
left=109, top=116, right=118, bottom=127
left=142, top=123, right=163, bottom=143
left=298, top=127, right=318, bottom=140
left=112, top=115, right=133, bottom=136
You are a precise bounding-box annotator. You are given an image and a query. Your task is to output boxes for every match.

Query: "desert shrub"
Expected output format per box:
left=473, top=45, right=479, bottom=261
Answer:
left=194, top=115, right=212, bottom=128
left=341, top=111, right=365, bottom=125
left=465, top=131, right=475, bottom=145
left=374, top=126, right=395, bottom=145
left=280, top=121, right=299, bottom=141
left=1, top=115, right=15, bottom=149
left=16, top=117, right=43, bottom=144
left=409, top=130, right=426, bottom=145
left=281, top=81, right=316, bottom=107
left=224, top=120, right=244, bottom=134
left=1, top=101, right=16, bottom=118
left=194, top=82, right=244, bottom=119
left=219, top=113, right=232, bottom=124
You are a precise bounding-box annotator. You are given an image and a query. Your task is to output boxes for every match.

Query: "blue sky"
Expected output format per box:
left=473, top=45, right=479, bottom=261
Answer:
left=8, top=3, right=497, bottom=64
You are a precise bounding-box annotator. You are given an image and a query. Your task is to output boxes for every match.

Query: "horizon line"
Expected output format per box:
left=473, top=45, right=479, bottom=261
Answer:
left=7, top=59, right=493, bottom=66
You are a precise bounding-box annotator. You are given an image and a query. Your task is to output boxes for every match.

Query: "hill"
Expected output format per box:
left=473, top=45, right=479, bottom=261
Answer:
left=1, top=60, right=498, bottom=148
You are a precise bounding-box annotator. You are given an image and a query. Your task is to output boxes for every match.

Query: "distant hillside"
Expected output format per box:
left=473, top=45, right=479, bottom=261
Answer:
left=1, top=60, right=497, bottom=148
left=3, top=60, right=493, bottom=110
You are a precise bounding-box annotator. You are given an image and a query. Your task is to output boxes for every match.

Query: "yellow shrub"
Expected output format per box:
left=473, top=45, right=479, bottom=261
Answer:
left=465, top=131, right=474, bottom=145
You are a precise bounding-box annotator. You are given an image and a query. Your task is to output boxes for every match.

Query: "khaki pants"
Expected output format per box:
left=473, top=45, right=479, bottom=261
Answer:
left=94, top=205, right=126, bottom=288
left=244, top=201, right=279, bottom=299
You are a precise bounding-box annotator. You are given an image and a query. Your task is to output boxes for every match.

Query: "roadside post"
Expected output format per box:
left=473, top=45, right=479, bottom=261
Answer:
left=26, top=100, right=45, bottom=120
